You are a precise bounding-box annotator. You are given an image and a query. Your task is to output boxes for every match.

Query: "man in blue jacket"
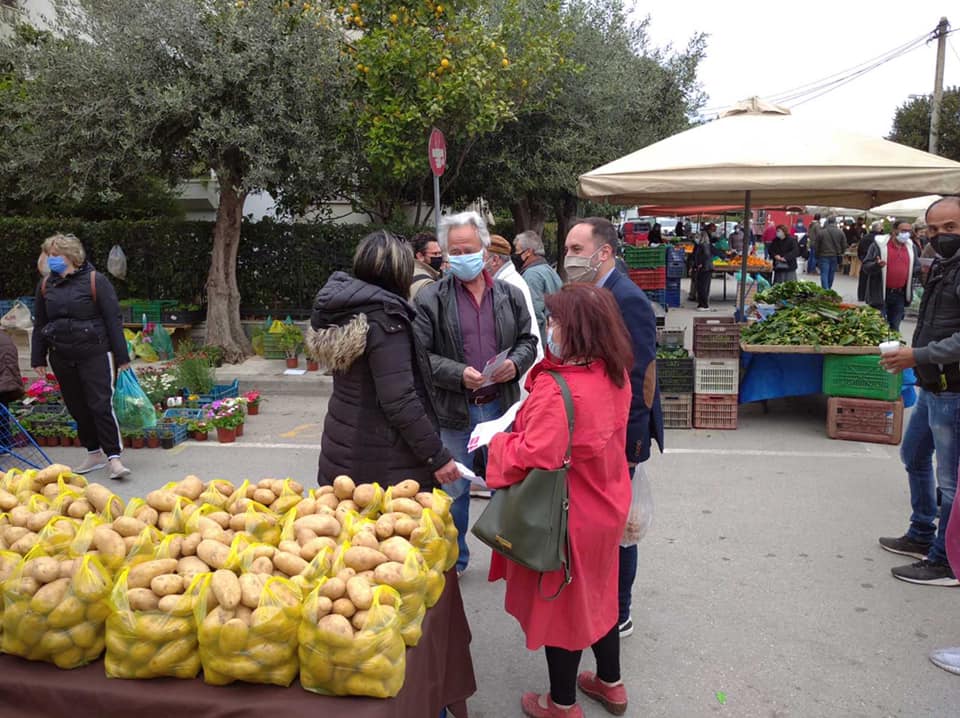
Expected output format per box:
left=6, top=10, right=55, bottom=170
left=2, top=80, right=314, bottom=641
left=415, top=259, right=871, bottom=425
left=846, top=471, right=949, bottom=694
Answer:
left=565, top=217, right=664, bottom=638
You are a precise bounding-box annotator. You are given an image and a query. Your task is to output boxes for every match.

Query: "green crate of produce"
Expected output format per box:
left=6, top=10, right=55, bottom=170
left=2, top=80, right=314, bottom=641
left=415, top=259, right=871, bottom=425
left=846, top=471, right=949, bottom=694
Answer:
left=822, top=354, right=901, bottom=401
left=262, top=332, right=285, bottom=359
left=623, top=245, right=667, bottom=269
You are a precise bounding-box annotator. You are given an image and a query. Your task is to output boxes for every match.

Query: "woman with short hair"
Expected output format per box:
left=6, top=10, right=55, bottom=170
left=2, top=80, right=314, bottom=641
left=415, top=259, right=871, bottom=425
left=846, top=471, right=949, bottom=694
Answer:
left=31, top=233, right=132, bottom=479
left=769, top=224, right=800, bottom=284
left=487, top=282, right=634, bottom=718
left=308, top=230, right=460, bottom=490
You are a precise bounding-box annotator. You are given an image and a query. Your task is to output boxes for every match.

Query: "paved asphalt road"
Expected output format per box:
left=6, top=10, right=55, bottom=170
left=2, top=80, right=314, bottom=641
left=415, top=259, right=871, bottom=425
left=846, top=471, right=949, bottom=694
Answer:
left=32, top=271, right=960, bottom=717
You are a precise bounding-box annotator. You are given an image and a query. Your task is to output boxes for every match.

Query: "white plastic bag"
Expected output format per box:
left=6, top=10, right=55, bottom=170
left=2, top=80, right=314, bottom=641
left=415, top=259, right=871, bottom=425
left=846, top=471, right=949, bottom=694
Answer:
left=621, top=463, right=654, bottom=546
left=0, top=301, right=33, bottom=330
left=107, top=245, right=128, bottom=280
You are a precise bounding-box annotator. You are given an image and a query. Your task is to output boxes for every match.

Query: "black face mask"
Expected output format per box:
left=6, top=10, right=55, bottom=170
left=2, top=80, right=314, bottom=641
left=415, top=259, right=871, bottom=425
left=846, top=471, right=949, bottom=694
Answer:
left=932, top=233, right=960, bottom=259
left=510, top=254, right=525, bottom=272
left=428, top=255, right=443, bottom=271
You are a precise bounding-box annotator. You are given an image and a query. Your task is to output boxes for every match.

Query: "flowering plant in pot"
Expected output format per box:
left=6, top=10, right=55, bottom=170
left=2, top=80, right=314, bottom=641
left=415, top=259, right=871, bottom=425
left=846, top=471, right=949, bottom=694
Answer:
left=187, top=419, right=209, bottom=441
left=244, top=390, right=261, bottom=415
left=207, top=401, right=244, bottom=443
left=278, top=324, right=304, bottom=368
left=145, top=430, right=161, bottom=449
left=61, top=426, right=77, bottom=447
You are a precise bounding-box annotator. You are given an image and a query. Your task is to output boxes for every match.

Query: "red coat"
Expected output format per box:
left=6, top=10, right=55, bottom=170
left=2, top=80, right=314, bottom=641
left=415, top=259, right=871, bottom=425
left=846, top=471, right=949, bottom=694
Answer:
left=486, top=358, right=631, bottom=651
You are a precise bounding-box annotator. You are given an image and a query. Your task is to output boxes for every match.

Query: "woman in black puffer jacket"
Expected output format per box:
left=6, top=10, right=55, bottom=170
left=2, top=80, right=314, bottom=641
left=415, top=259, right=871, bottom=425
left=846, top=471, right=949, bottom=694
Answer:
left=307, top=231, right=460, bottom=491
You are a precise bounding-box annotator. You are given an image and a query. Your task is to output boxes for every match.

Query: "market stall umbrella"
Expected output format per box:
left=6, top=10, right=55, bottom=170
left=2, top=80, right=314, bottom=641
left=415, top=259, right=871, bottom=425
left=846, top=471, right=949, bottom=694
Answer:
left=868, top=195, right=942, bottom=220
left=578, top=98, right=960, bottom=313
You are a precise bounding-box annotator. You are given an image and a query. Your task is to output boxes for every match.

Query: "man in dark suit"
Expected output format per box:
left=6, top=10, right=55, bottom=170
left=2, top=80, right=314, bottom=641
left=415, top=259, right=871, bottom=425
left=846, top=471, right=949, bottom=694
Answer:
left=564, top=217, right=665, bottom=638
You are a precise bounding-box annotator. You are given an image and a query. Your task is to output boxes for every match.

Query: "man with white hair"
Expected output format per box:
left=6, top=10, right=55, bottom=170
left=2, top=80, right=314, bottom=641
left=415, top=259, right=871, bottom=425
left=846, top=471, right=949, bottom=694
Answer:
left=514, top=230, right=562, bottom=336
left=414, top=211, right=539, bottom=575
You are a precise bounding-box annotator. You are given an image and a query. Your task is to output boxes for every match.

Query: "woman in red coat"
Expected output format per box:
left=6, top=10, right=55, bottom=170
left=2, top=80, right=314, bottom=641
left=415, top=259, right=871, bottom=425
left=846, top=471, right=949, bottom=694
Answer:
left=487, top=283, right=634, bottom=718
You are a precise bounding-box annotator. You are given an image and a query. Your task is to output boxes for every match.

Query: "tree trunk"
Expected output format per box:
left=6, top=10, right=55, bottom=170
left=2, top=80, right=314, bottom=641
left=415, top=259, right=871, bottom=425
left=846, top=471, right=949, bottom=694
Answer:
left=510, top=194, right=546, bottom=237
left=205, top=179, right=252, bottom=363
left=554, top=193, right=579, bottom=279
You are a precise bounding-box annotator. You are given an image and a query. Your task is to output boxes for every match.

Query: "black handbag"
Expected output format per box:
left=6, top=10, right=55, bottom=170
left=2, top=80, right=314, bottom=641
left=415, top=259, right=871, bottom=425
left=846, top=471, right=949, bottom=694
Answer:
left=471, top=371, right=573, bottom=599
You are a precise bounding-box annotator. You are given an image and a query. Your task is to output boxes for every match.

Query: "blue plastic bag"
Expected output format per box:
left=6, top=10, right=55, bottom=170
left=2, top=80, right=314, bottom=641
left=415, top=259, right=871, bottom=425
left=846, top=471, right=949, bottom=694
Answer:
left=901, top=367, right=917, bottom=409
left=112, top=368, right=157, bottom=430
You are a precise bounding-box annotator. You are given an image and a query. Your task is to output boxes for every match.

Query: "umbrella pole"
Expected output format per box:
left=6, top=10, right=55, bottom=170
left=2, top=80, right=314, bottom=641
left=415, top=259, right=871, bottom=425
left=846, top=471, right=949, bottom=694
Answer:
left=738, top=191, right=752, bottom=320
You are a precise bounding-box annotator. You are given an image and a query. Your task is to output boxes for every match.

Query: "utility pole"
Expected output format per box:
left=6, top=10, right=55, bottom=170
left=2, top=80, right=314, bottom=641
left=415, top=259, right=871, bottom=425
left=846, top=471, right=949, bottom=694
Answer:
left=929, top=16, right=949, bottom=155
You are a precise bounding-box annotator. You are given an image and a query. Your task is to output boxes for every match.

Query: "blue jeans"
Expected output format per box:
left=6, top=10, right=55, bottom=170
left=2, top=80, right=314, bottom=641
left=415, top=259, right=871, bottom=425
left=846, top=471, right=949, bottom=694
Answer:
left=441, top=398, right=503, bottom=573
left=882, top=289, right=907, bottom=332
left=901, top=389, right=960, bottom=564
left=618, top=544, right=638, bottom=624
left=818, top=256, right=838, bottom=289
left=806, top=246, right=817, bottom=272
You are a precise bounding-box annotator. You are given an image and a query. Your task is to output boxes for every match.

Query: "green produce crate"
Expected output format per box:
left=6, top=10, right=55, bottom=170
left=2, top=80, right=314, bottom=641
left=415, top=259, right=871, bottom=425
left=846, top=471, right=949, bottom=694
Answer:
left=262, top=332, right=285, bottom=359
left=822, top=355, right=900, bottom=401
left=623, top=245, right=667, bottom=269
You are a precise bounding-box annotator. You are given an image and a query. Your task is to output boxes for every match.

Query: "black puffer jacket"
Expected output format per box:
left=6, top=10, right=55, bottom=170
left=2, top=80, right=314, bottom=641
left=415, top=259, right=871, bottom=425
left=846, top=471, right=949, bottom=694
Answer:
left=30, top=262, right=130, bottom=367
left=308, top=272, right=451, bottom=490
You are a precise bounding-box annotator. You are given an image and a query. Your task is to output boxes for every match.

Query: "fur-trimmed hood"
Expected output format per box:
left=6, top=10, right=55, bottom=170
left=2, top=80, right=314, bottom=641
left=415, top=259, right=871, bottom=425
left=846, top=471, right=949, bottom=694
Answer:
left=307, top=271, right=414, bottom=372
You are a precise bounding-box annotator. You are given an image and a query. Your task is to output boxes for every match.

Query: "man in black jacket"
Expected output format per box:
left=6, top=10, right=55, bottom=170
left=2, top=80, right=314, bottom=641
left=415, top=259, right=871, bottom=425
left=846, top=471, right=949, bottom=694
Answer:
left=880, top=196, right=960, bottom=587
left=414, top=211, right=538, bottom=575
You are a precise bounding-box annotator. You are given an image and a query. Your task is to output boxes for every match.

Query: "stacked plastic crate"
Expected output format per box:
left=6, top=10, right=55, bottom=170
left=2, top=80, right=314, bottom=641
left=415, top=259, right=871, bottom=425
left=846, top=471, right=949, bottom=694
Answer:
left=822, top=355, right=904, bottom=444
left=656, top=327, right=693, bottom=429
left=692, top=316, right=741, bottom=429
left=665, top=247, right=685, bottom=308
left=623, top=245, right=667, bottom=309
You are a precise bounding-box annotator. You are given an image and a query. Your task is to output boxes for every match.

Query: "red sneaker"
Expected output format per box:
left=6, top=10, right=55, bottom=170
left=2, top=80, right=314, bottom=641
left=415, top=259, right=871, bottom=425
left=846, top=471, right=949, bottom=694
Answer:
left=576, top=672, right=628, bottom=715
left=520, top=692, right=584, bottom=718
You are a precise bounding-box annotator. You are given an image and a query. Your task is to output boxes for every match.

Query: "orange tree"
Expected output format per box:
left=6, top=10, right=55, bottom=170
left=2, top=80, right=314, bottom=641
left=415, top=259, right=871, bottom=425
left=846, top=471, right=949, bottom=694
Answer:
left=331, top=0, right=572, bottom=223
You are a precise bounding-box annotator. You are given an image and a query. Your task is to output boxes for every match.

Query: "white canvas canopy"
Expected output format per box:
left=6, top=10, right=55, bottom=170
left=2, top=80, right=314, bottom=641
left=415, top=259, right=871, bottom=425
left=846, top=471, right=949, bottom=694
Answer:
left=578, top=99, right=960, bottom=209
left=868, top=195, right=942, bottom=220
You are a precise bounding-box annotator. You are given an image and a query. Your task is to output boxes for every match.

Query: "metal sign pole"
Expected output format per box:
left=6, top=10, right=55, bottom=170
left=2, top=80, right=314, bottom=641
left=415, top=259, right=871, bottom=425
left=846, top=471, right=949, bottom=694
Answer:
left=434, top=174, right=441, bottom=236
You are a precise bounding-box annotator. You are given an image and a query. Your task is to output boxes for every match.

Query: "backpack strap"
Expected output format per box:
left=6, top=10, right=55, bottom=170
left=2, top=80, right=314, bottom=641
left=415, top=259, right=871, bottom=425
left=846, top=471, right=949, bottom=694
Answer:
left=90, top=270, right=97, bottom=303
left=41, top=277, right=48, bottom=298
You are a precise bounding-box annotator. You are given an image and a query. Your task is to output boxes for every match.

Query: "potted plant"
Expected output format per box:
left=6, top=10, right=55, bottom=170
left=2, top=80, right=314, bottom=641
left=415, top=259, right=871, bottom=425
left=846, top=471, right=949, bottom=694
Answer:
left=159, top=426, right=176, bottom=450
left=278, top=324, right=304, bottom=368
left=145, top=430, right=161, bottom=449
left=244, top=390, right=261, bottom=416
left=130, top=430, right=146, bottom=449
left=208, top=402, right=244, bottom=443
left=188, top=420, right=209, bottom=441
left=61, top=427, right=77, bottom=447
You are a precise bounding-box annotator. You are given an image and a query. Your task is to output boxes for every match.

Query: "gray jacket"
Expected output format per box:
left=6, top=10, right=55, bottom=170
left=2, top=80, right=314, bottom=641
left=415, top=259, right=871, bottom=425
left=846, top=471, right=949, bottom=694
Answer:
left=815, top=225, right=847, bottom=259
left=520, top=258, right=563, bottom=335
left=414, top=274, right=538, bottom=430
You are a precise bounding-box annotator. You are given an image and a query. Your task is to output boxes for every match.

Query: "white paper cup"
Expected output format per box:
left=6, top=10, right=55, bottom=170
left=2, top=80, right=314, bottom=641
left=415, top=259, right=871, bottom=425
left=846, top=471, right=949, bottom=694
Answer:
left=879, top=341, right=900, bottom=355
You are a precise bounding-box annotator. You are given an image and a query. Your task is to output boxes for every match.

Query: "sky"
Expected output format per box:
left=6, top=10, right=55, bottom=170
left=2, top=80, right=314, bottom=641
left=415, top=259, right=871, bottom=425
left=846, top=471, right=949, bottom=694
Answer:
left=632, top=0, right=960, bottom=140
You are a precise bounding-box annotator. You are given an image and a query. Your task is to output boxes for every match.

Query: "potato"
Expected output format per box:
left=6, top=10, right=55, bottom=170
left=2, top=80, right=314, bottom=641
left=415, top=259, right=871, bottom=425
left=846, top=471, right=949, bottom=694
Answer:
left=26, top=509, right=57, bottom=533
left=236, top=604, right=253, bottom=625
left=346, top=576, right=374, bottom=611
left=128, top=559, right=179, bottom=589
left=177, top=556, right=210, bottom=582
left=331, top=597, right=356, bottom=618
left=387, top=497, right=423, bottom=518
left=332, top=475, right=356, bottom=500
left=10, top=532, right=38, bottom=555
left=278, top=540, right=301, bottom=556
left=30, top=576, right=70, bottom=613
left=317, top=613, right=354, bottom=642
left=151, top=573, right=185, bottom=597
left=239, top=573, right=267, bottom=610
left=336, top=499, right=358, bottom=514
left=271, top=495, right=301, bottom=515
left=392, top=479, right=420, bottom=499
left=336, top=567, right=356, bottom=583
left=219, top=618, right=250, bottom=653
left=177, top=532, right=200, bottom=557
left=46, top=595, right=84, bottom=628
left=84, top=483, right=122, bottom=516
left=318, top=577, right=346, bottom=601
left=173, top=475, right=204, bottom=501
left=343, top=547, right=388, bottom=572
left=314, top=595, right=333, bottom=620
left=294, top=497, right=318, bottom=518
left=0, top=487, right=17, bottom=511
left=393, top=516, right=419, bottom=537
left=301, top=536, right=336, bottom=561
left=272, top=582, right=301, bottom=609
left=316, top=493, right=340, bottom=511
left=253, top=488, right=276, bottom=506
left=211, top=569, right=241, bottom=610
left=92, top=525, right=126, bottom=562
left=122, top=536, right=138, bottom=551
left=2, top=525, right=29, bottom=544
left=379, top=536, right=415, bottom=564
left=375, top=514, right=396, bottom=540
left=352, top=484, right=379, bottom=508
left=273, top=551, right=308, bottom=577
left=294, top=513, right=340, bottom=538
left=128, top=587, right=161, bottom=611
left=373, top=561, right=407, bottom=588
left=204, top=511, right=229, bottom=529
left=165, top=535, right=184, bottom=560
left=35, top=463, right=71, bottom=485
left=146, top=489, right=179, bottom=513
left=58, top=559, right=77, bottom=580
left=351, top=609, right=370, bottom=631
left=352, top=531, right=380, bottom=550
left=66, top=498, right=93, bottom=519
left=196, top=539, right=230, bottom=569
left=158, top=593, right=193, bottom=616
left=133, top=505, right=160, bottom=527
left=25, top=556, right=60, bottom=584
left=112, top=516, right=147, bottom=538
left=249, top=605, right=284, bottom=635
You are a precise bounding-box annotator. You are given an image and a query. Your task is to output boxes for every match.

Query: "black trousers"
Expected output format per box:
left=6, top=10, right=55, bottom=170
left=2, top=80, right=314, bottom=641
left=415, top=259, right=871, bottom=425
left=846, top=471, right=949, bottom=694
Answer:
left=695, top=268, right=712, bottom=308
left=49, top=351, right=122, bottom=457
left=544, top=623, right=620, bottom=706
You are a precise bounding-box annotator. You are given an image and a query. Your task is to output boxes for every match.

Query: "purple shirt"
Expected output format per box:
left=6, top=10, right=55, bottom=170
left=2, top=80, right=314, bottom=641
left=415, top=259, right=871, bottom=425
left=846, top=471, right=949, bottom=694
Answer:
left=456, top=273, right=498, bottom=399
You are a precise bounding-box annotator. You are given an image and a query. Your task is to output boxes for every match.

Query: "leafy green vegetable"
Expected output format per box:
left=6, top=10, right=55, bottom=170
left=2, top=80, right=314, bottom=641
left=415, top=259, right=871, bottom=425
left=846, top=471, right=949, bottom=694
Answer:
left=755, top=281, right=842, bottom=306
left=741, top=304, right=899, bottom=346
left=656, top=347, right=690, bottom=359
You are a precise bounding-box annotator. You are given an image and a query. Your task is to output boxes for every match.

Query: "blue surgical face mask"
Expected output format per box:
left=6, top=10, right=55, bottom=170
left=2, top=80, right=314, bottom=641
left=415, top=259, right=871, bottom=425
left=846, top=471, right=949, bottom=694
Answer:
left=47, top=256, right=68, bottom=275
left=546, top=325, right=562, bottom=358
left=896, top=232, right=911, bottom=244
left=447, top=250, right=484, bottom=281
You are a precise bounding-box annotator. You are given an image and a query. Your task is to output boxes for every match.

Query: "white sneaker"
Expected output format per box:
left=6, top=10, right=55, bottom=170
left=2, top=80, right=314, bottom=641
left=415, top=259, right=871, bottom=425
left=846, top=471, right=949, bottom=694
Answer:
left=75, top=451, right=107, bottom=474
left=618, top=617, right=634, bottom=638
left=108, top=458, right=131, bottom=480
left=930, top=647, right=960, bottom=675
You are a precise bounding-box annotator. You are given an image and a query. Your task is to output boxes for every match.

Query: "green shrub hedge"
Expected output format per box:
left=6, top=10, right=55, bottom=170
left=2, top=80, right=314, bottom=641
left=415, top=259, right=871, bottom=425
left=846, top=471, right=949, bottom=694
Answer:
left=0, top=218, right=399, bottom=317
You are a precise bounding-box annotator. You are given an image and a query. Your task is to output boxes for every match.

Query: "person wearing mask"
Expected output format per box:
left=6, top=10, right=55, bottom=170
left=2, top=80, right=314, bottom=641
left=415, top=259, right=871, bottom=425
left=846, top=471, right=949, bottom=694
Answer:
left=414, top=211, right=538, bottom=576
left=862, top=221, right=918, bottom=332
left=514, top=230, right=562, bottom=337
left=308, top=231, right=460, bottom=492
left=647, top=223, right=662, bottom=245
left=858, top=221, right=884, bottom=301
left=879, top=196, right=960, bottom=586
left=692, top=224, right=715, bottom=310
left=814, top=215, right=846, bottom=289
left=409, top=232, right=444, bottom=301
left=674, top=218, right=686, bottom=239
left=806, top=213, right=822, bottom=275
left=761, top=218, right=777, bottom=254
left=564, top=217, right=663, bottom=640
left=487, top=283, right=633, bottom=718
left=31, top=234, right=131, bottom=479
left=770, top=224, right=800, bottom=284
left=485, top=235, right=544, bottom=394
left=729, top=225, right=745, bottom=255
